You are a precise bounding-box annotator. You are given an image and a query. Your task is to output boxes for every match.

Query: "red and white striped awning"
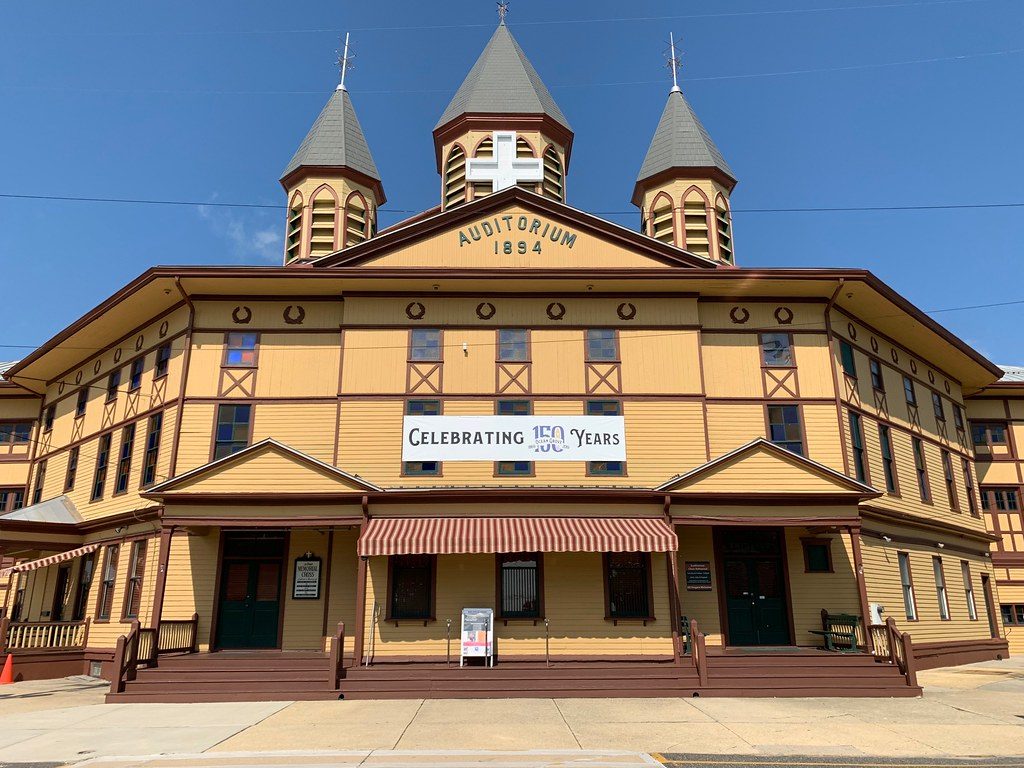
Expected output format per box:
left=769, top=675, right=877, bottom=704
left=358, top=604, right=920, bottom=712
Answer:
left=357, top=517, right=677, bottom=557
left=0, top=543, right=99, bottom=578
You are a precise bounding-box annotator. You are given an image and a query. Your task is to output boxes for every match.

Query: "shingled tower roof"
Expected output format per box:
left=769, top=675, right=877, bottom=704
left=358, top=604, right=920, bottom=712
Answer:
left=636, top=89, right=735, bottom=186
left=435, top=21, right=570, bottom=131
left=281, top=88, right=381, bottom=183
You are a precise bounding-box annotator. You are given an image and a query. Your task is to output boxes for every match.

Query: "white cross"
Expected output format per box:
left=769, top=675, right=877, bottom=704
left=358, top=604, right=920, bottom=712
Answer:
left=465, top=131, right=544, bottom=193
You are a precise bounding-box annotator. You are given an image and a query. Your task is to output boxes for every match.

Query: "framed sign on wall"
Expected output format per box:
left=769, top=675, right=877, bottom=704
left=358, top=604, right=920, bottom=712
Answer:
left=292, top=553, right=322, bottom=600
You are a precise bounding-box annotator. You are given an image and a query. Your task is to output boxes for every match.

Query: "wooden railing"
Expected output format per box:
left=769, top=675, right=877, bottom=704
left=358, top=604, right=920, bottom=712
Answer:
left=328, top=622, right=346, bottom=690
left=109, top=614, right=200, bottom=694
left=157, top=614, right=200, bottom=655
left=689, top=618, right=709, bottom=687
left=0, top=617, right=90, bottom=652
left=110, top=621, right=141, bottom=695
left=869, top=618, right=918, bottom=688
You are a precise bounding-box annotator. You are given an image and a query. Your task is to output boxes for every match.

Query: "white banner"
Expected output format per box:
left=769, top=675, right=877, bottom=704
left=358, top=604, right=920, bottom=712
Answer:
left=402, top=415, right=626, bottom=462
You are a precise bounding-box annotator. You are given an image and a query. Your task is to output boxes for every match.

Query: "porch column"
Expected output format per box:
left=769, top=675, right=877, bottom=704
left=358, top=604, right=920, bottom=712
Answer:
left=149, top=526, right=175, bottom=629
left=320, top=527, right=335, bottom=650
left=847, top=525, right=873, bottom=651
left=352, top=555, right=368, bottom=665
left=666, top=550, right=683, bottom=663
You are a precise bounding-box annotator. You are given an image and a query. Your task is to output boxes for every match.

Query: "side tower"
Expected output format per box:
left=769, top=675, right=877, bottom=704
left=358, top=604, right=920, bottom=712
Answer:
left=633, top=35, right=737, bottom=264
left=280, top=36, right=385, bottom=264
left=433, top=8, right=573, bottom=209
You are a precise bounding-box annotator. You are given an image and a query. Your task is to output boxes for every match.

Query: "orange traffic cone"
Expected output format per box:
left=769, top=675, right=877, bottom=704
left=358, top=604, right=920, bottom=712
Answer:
left=0, top=653, right=14, bottom=685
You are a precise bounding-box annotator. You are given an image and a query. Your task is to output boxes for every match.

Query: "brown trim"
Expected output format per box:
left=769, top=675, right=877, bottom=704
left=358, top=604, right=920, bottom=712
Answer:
left=860, top=527, right=992, bottom=559
left=353, top=550, right=368, bottom=665
left=848, top=527, right=873, bottom=650
left=119, top=538, right=148, bottom=622
left=93, top=542, right=120, bottom=623
left=824, top=284, right=853, bottom=477
left=911, top=637, right=1008, bottom=670
left=320, top=527, right=335, bottom=642
left=161, top=515, right=362, bottom=528
left=168, top=279, right=194, bottom=478
left=981, top=572, right=999, bottom=638
left=149, top=526, right=174, bottom=629
left=799, top=536, right=834, bottom=573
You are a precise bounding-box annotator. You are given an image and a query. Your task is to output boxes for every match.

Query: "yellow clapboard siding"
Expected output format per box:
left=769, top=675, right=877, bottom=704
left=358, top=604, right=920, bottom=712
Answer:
left=673, top=444, right=852, bottom=494
left=160, top=530, right=220, bottom=651
left=175, top=402, right=217, bottom=473
left=785, top=529, right=862, bottom=646
left=254, top=334, right=340, bottom=398
left=337, top=399, right=405, bottom=484
left=531, top=330, right=585, bottom=393
left=442, top=330, right=496, bottom=393
left=341, top=330, right=407, bottom=394
left=619, top=330, right=701, bottom=394
left=282, top=529, right=329, bottom=650
left=706, top=402, right=765, bottom=458
left=701, top=333, right=762, bottom=398
left=251, top=402, right=337, bottom=462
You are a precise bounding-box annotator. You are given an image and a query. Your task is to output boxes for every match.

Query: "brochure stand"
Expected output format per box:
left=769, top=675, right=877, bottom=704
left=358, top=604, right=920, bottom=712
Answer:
left=459, top=607, right=494, bottom=667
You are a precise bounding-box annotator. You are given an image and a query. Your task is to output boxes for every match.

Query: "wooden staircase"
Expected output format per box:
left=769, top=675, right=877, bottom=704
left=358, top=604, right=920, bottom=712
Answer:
left=105, top=651, right=338, bottom=703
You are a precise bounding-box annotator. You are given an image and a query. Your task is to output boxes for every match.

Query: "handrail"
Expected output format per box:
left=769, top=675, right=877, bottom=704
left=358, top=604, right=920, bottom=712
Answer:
left=109, top=621, right=141, bottom=695
left=3, top=618, right=90, bottom=651
left=445, top=618, right=452, bottom=668
left=544, top=618, right=551, bottom=668
left=328, top=621, right=346, bottom=689
left=874, top=617, right=918, bottom=688
left=690, top=618, right=709, bottom=687
left=365, top=602, right=380, bottom=667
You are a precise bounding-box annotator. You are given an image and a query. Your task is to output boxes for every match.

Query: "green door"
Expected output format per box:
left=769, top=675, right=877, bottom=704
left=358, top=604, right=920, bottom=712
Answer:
left=719, top=528, right=791, bottom=646
left=215, top=532, right=285, bottom=649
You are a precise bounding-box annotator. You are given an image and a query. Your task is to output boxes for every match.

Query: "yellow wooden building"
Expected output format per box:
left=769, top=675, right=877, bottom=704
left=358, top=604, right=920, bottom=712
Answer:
left=0, top=19, right=1015, bottom=701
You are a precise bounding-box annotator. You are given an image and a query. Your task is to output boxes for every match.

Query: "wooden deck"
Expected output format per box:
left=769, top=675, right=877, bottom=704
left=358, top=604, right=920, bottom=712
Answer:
left=106, top=647, right=920, bottom=703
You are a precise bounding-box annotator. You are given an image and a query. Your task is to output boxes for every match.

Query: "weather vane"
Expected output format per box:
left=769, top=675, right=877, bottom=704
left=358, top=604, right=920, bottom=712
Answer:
left=665, top=32, right=682, bottom=93
left=497, top=1, right=510, bottom=22
left=335, top=32, right=354, bottom=91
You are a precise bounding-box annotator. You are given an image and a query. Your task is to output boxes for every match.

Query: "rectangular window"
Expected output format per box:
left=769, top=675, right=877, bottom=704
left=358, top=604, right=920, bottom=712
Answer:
left=122, top=540, right=148, bottom=620
left=213, top=404, right=252, bottom=460
left=849, top=412, right=866, bottom=482
left=497, top=329, right=529, bottom=362
left=225, top=332, right=258, bottom=366
left=409, top=329, right=441, bottom=362
left=141, top=412, right=163, bottom=488
left=403, top=400, right=441, bottom=476
left=76, top=388, right=88, bottom=418
left=605, top=552, right=651, bottom=619
left=972, top=421, right=1007, bottom=447
left=43, top=405, right=55, bottom=433
left=31, top=460, right=47, bottom=505
left=760, top=333, right=793, bottom=367
left=587, top=400, right=624, bottom=475
left=107, top=369, right=121, bottom=402
left=942, top=450, right=959, bottom=512
left=496, top=400, right=532, bottom=476
left=92, top=433, right=112, bottom=501
left=953, top=404, right=965, bottom=431
left=72, top=551, right=96, bottom=621
left=0, top=488, right=25, bottom=512
left=932, top=392, right=945, bottom=423
left=933, top=557, right=950, bottom=620
left=585, top=329, right=619, bottom=362
left=388, top=554, right=434, bottom=620
left=961, top=561, right=977, bottom=621
left=0, top=422, right=31, bottom=446
left=898, top=552, right=917, bottom=620
left=962, top=459, right=977, bottom=516
left=878, top=425, right=898, bottom=493
left=869, top=358, right=885, bottom=391
left=498, top=553, right=542, bottom=619
left=913, top=437, right=930, bottom=502
left=1001, top=604, right=1024, bottom=625
left=802, top=538, right=833, bottom=573
left=839, top=340, right=857, bottom=378
left=981, top=487, right=1019, bottom=511
left=114, top=423, right=136, bottom=495
left=64, top=446, right=79, bottom=492
left=155, top=343, right=171, bottom=379
left=767, top=404, right=803, bottom=456
left=96, top=544, right=120, bottom=621
left=903, top=376, right=917, bottom=407
left=128, top=357, right=144, bottom=392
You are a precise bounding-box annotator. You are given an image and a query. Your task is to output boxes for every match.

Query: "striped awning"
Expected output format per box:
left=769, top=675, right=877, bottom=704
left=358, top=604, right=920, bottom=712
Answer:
left=357, top=517, right=677, bottom=557
left=0, top=543, right=99, bottom=578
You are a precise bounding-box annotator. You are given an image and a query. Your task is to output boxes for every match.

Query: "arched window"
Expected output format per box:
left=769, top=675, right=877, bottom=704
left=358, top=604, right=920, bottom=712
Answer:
left=344, top=192, right=368, bottom=247
left=471, top=137, right=494, bottom=200
left=309, top=187, right=337, bottom=258
left=650, top=194, right=675, bottom=245
left=683, top=188, right=711, bottom=259
left=543, top=146, right=564, bottom=201
left=285, top=193, right=303, bottom=262
left=443, top=145, right=467, bottom=209
left=715, top=196, right=733, bottom=263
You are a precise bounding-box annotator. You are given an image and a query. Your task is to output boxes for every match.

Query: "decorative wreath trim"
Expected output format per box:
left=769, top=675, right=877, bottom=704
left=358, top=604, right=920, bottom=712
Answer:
left=476, top=302, right=496, bottom=320
left=405, top=302, right=426, bottom=320
left=283, top=305, right=306, bottom=325
left=617, top=302, right=637, bottom=321
left=232, top=306, right=253, bottom=325
left=729, top=306, right=750, bottom=324
left=546, top=302, right=566, bottom=320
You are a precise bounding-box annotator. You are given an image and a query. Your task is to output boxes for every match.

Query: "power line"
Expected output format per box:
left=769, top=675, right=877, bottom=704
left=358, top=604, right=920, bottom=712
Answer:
left=3, top=192, right=1024, bottom=217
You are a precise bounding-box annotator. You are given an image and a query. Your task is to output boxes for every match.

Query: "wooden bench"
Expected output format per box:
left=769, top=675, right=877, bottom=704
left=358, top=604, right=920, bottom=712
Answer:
left=808, top=609, right=861, bottom=653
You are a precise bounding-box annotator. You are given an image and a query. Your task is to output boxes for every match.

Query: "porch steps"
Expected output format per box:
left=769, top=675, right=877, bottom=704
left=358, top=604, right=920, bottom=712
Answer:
left=106, top=652, right=339, bottom=703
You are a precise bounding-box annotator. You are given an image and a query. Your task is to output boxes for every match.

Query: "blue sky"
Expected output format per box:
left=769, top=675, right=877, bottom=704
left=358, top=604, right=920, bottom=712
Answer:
left=2, top=0, right=1023, bottom=364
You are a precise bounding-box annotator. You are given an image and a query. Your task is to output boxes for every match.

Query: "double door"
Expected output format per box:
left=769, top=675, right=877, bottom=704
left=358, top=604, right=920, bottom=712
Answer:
left=215, top=532, right=285, bottom=649
left=718, top=528, right=792, bottom=646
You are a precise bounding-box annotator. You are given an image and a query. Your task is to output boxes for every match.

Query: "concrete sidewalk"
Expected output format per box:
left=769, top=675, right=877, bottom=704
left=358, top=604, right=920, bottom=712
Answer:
left=0, top=658, right=1020, bottom=762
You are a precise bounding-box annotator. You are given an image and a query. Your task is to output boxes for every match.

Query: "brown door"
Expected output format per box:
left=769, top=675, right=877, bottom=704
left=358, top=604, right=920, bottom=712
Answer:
left=51, top=564, right=72, bottom=622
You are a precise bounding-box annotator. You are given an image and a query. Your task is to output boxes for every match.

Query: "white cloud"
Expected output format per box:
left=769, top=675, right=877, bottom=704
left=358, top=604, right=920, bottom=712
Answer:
left=197, top=202, right=282, bottom=263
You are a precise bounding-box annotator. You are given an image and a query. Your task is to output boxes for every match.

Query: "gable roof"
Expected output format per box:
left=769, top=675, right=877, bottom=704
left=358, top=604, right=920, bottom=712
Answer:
left=281, top=88, right=382, bottom=184
left=0, top=495, right=81, bottom=524
left=656, top=438, right=879, bottom=498
left=145, top=439, right=383, bottom=497
left=436, top=22, right=570, bottom=131
left=311, top=185, right=719, bottom=270
left=635, top=89, right=735, bottom=193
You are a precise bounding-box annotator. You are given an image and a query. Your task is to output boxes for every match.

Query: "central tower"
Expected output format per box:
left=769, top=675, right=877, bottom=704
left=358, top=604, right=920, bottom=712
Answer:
left=433, top=12, right=573, bottom=209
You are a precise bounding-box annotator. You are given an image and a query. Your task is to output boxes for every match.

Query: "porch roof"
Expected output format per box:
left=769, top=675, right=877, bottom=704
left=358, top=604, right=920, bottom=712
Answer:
left=357, top=515, right=678, bottom=557
left=0, top=543, right=99, bottom=578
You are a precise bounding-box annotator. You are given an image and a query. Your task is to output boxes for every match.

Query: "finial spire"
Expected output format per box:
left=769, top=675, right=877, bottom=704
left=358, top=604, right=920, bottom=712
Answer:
left=336, top=32, right=353, bottom=91
left=497, top=1, right=509, bottom=24
left=666, top=32, right=682, bottom=93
